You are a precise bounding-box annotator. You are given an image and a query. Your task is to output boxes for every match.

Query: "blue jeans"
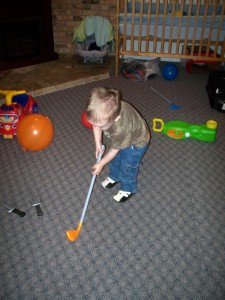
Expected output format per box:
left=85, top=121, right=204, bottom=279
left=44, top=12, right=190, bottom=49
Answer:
left=109, top=142, right=149, bottom=193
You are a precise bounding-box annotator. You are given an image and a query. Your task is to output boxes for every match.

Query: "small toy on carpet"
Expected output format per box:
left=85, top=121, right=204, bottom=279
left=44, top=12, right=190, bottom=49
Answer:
left=153, top=118, right=217, bottom=142
left=161, top=63, right=179, bottom=81
left=31, top=202, right=43, bottom=216
left=0, top=202, right=26, bottom=217
left=150, top=86, right=181, bottom=110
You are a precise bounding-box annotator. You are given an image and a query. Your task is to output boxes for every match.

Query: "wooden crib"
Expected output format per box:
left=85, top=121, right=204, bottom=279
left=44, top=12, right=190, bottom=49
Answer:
left=116, top=0, right=225, bottom=77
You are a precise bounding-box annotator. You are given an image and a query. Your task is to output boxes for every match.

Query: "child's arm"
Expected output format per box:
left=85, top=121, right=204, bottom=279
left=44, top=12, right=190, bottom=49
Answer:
left=93, top=126, right=103, bottom=158
left=92, top=148, right=119, bottom=175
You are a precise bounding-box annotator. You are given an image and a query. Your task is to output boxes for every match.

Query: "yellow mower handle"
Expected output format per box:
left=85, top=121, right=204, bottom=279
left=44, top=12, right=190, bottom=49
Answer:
left=152, top=118, right=164, bottom=132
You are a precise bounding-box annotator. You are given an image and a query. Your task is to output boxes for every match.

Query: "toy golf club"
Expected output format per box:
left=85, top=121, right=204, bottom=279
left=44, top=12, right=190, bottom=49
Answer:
left=0, top=202, right=26, bottom=217
left=66, top=145, right=105, bottom=242
left=27, top=186, right=43, bottom=216
left=150, top=86, right=181, bottom=110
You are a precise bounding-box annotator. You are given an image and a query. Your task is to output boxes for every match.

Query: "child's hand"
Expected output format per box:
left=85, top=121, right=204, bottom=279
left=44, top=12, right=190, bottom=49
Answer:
left=95, top=145, right=104, bottom=159
left=92, top=162, right=103, bottom=175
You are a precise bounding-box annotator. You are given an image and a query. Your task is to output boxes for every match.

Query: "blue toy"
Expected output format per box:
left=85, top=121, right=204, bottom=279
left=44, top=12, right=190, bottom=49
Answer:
left=162, top=63, right=179, bottom=80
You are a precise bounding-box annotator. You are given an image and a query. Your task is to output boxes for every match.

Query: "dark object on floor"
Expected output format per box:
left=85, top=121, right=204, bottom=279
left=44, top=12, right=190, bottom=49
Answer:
left=121, top=58, right=160, bottom=81
left=0, top=202, right=26, bottom=217
left=32, top=203, right=43, bottom=216
left=206, top=70, right=225, bottom=112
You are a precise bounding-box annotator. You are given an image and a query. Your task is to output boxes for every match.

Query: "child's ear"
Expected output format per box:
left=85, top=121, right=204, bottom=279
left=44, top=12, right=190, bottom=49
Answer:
left=115, top=115, right=121, bottom=122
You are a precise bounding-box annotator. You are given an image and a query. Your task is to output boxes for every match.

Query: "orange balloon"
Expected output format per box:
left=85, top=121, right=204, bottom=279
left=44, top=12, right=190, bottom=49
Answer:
left=17, top=114, right=54, bottom=151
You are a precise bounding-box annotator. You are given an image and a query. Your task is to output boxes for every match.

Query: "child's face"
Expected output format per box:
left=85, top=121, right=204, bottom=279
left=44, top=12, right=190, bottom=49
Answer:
left=92, top=120, right=114, bottom=131
left=90, top=115, right=121, bottom=131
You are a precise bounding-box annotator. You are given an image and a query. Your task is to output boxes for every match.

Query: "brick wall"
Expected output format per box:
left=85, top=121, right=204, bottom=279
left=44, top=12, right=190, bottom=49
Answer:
left=51, top=0, right=117, bottom=54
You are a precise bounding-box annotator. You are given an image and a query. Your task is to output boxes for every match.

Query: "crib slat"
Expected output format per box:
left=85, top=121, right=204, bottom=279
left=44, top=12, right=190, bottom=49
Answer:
left=161, top=1, right=168, bottom=54
left=168, top=1, right=176, bottom=54
left=183, top=0, right=193, bottom=55
left=206, top=0, right=218, bottom=57
left=145, top=0, right=152, bottom=53
left=131, top=0, right=135, bottom=52
left=138, top=0, right=144, bottom=53
left=122, top=0, right=127, bottom=52
left=190, top=1, right=201, bottom=56
left=198, top=1, right=209, bottom=56
left=175, top=0, right=185, bottom=55
left=152, top=1, right=159, bottom=53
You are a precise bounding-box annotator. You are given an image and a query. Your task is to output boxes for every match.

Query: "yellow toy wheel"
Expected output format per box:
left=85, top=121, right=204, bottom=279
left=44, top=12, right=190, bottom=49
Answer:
left=206, top=120, right=217, bottom=129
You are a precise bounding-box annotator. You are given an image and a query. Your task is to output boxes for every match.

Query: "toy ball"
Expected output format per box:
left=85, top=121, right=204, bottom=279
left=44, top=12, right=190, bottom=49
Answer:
left=161, top=63, right=179, bottom=80
left=17, top=114, right=54, bottom=151
left=81, top=111, right=93, bottom=129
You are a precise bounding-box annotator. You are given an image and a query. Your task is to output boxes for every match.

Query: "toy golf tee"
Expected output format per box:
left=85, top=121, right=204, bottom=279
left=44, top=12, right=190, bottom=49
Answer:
left=153, top=118, right=217, bottom=142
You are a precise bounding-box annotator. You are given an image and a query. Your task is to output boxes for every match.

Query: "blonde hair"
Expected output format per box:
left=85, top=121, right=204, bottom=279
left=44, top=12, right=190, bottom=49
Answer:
left=86, top=87, right=121, bottom=124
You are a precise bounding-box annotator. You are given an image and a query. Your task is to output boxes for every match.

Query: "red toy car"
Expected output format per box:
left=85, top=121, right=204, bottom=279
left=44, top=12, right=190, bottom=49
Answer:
left=0, top=90, right=38, bottom=139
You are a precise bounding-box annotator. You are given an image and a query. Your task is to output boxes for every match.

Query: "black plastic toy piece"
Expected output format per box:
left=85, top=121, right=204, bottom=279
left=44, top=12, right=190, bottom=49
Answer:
left=35, top=205, right=43, bottom=216
left=12, top=208, right=26, bottom=217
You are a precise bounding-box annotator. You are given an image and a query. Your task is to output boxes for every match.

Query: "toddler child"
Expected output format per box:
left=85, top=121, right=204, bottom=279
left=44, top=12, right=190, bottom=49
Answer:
left=86, top=87, right=150, bottom=202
